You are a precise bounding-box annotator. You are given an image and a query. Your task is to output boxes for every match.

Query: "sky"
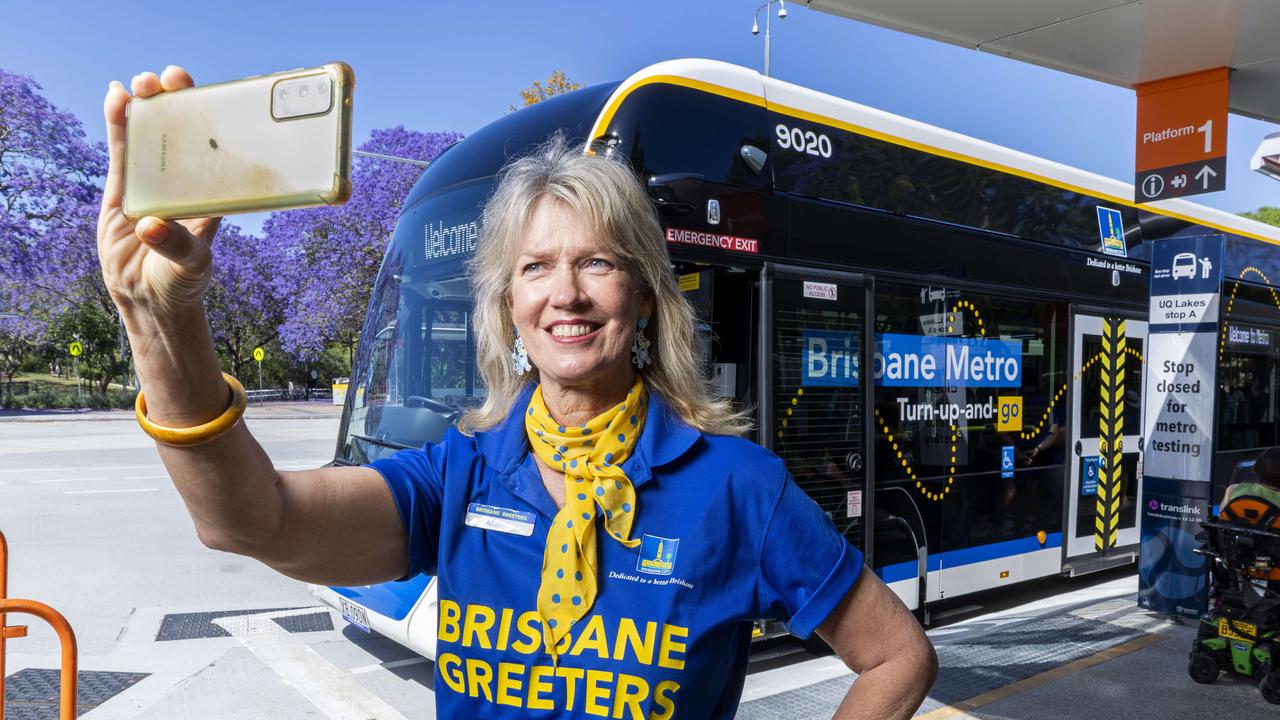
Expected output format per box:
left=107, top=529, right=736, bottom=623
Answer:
left=3, top=0, right=1278, bottom=235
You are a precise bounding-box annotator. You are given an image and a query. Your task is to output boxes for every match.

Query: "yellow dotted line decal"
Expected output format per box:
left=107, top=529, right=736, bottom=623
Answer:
left=947, top=300, right=986, bottom=338
left=875, top=407, right=955, bottom=502
left=776, top=388, right=804, bottom=440
left=1015, top=344, right=1146, bottom=444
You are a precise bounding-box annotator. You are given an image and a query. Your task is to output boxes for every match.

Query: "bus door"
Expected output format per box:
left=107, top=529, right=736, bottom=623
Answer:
left=760, top=263, right=875, bottom=565
left=1064, top=309, right=1147, bottom=571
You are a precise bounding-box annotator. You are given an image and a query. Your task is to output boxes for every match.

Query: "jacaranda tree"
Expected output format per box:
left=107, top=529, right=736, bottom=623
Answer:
left=205, top=222, right=289, bottom=379
left=0, top=68, right=113, bottom=395
left=266, top=125, right=463, bottom=363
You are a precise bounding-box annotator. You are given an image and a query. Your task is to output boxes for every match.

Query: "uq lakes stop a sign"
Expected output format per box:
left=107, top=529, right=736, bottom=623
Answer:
left=1134, top=68, right=1228, bottom=203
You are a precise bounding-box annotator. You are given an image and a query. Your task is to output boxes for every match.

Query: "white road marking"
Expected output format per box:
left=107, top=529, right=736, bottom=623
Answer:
left=349, top=656, right=431, bottom=675
left=213, top=608, right=409, bottom=720
left=64, top=488, right=159, bottom=495
left=125, top=475, right=169, bottom=480
left=30, top=477, right=106, bottom=484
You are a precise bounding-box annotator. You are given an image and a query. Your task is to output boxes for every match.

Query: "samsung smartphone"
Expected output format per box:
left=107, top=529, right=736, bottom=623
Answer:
left=123, top=62, right=354, bottom=221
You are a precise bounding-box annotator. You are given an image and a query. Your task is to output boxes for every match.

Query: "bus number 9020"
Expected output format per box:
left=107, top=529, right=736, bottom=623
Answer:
left=775, top=124, right=833, bottom=158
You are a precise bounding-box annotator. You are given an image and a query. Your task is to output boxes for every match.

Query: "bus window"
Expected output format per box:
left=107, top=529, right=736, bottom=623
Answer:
left=1218, top=321, right=1280, bottom=451
left=872, top=282, right=1068, bottom=554
left=340, top=261, right=485, bottom=463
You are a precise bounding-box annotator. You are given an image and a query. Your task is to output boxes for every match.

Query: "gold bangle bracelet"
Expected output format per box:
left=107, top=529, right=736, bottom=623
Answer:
left=135, top=372, right=248, bottom=447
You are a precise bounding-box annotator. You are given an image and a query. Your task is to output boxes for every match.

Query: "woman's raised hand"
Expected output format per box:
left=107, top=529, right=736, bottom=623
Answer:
left=97, top=66, right=222, bottom=315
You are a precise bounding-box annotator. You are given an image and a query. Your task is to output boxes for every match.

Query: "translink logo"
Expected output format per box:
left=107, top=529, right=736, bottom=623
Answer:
left=1151, top=500, right=1202, bottom=516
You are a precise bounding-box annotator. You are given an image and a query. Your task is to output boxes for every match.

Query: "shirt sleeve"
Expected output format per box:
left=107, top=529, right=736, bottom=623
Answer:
left=366, top=438, right=449, bottom=578
left=759, top=471, right=865, bottom=639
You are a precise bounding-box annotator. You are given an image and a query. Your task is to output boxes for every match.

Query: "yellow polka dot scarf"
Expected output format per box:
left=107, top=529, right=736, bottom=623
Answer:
left=525, top=375, right=647, bottom=659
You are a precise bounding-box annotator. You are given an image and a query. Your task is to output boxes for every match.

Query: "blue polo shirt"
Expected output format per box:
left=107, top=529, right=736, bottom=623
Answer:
left=369, top=386, right=864, bottom=719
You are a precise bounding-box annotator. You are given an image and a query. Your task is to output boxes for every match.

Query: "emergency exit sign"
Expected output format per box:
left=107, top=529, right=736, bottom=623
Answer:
left=1134, top=68, right=1228, bottom=203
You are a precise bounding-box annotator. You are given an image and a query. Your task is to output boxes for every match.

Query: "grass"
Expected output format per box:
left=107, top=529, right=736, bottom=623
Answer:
left=13, top=371, right=135, bottom=392
left=3, top=373, right=135, bottom=409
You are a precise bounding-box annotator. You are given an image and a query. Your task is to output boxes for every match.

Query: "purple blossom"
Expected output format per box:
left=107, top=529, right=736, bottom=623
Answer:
left=1, top=68, right=108, bottom=393
left=205, top=222, right=288, bottom=378
left=266, top=126, right=463, bottom=361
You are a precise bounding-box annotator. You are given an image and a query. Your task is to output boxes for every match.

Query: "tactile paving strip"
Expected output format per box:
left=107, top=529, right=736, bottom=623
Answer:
left=271, top=611, right=336, bottom=634
left=156, top=607, right=333, bottom=641
left=736, top=607, right=1148, bottom=719
left=4, top=669, right=147, bottom=719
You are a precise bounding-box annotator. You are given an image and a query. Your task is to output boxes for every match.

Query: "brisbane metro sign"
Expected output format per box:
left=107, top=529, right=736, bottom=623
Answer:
left=1134, top=68, right=1228, bottom=203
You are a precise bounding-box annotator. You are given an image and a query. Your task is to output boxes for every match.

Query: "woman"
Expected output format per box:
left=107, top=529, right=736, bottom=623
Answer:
left=98, top=66, right=937, bottom=719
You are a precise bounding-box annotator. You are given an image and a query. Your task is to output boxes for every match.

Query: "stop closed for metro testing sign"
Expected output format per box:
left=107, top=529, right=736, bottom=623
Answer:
left=1134, top=68, right=1228, bottom=203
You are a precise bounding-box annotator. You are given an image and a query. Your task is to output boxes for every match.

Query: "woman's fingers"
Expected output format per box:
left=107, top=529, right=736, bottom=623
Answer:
left=101, top=80, right=130, bottom=211
left=181, top=216, right=223, bottom=246
left=131, top=71, right=162, bottom=98
left=159, top=65, right=194, bottom=92
left=136, top=217, right=211, bottom=271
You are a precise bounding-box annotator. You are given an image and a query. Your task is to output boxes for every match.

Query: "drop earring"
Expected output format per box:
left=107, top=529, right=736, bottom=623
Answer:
left=631, top=317, right=651, bottom=369
left=512, top=327, right=532, bottom=376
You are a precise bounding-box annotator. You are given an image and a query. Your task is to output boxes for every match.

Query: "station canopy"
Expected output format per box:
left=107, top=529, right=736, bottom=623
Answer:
left=805, top=0, right=1280, bottom=123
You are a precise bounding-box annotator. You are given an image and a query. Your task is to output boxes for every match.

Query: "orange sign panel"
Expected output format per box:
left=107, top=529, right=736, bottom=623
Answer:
left=1134, top=67, right=1228, bottom=202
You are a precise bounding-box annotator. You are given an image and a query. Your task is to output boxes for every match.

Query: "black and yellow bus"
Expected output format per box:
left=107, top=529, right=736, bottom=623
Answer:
left=311, top=59, right=1280, bottom=652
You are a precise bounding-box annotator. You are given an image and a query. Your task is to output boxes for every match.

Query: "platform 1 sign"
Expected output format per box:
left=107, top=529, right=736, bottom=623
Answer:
left=1134, top=68, right=1228, bottom=203
left=1138, top=235, right=1223, bottom=618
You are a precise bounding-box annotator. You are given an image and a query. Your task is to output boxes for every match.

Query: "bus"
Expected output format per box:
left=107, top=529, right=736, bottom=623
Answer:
left=310, top=58, right=1280, bottom=656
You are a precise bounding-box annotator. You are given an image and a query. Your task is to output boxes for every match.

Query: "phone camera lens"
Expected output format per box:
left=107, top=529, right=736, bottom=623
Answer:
left=317, top=80, right=329, bottom=95
left=278, top=87, right=289, bottom=100
left=298, top=85, right=309, bottom=99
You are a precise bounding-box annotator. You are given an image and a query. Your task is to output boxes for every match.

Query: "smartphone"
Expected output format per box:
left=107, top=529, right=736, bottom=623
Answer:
left=123, top=62, right=354, bottom=221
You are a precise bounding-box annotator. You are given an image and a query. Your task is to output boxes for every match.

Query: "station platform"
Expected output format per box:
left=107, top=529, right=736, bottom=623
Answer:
left=738, top=574, right=1276, bottom=719
left=6, top=573, right=1276, bottom=718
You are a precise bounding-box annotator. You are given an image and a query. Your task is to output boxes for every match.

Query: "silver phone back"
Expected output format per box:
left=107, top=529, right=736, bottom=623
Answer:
left=123, top=63, right=353, bottom=220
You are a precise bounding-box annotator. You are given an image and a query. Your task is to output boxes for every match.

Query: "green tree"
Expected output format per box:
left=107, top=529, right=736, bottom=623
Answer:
left=1242, top=206, right=1280, bottom=227
left=48, top=301, right=126, bottom=394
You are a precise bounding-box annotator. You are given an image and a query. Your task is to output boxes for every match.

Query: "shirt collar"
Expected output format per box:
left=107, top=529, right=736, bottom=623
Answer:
left=475, top=381, right=702, bottom=484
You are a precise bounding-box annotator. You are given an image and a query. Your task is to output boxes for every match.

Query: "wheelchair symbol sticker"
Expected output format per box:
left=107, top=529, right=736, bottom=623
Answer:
left=1081, top=456, right=1099, bottom=496
left=1001, top=446, right=1015, bottom=478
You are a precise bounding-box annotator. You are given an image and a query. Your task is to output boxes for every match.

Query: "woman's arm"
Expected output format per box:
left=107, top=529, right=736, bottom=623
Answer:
left=815, top=570, right=938, bottom=720
left=98, top=68, right=407, bottom=586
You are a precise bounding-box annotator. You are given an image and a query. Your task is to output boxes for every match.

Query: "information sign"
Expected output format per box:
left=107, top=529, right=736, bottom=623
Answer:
left=1138, top=235, right=1223, bottom=619
left=1134, top=68, right=1228, bottom=203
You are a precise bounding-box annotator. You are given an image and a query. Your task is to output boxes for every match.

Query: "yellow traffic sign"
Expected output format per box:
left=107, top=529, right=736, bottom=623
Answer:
left=69, top=341, right=83, bottom=357
left=253, top=347, right=265, bottom=362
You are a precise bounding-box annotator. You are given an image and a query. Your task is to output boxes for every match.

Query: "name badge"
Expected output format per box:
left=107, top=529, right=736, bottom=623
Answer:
left=465, top=503, right=536, bottom=537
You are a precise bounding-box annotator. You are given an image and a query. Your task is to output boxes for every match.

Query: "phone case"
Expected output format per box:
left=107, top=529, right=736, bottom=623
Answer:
left=123, top=62, right=354, bottom=220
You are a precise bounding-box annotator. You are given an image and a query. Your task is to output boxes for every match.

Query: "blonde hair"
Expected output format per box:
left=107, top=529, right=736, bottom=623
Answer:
left=459, top=134, right=751, bottom=436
